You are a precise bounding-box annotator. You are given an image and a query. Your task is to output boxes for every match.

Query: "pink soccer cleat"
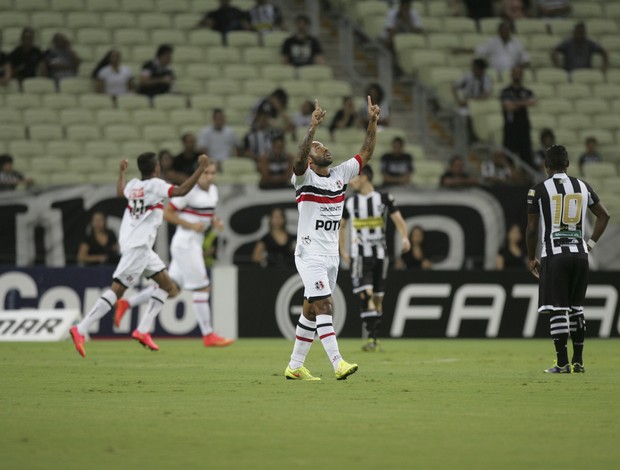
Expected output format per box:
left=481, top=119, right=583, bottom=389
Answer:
left=114, top=298, right=130, bottom=328
left=131, top=329, right=160, bottom=351
left=70, top=326, right=86, bottom=358
left=203, top=333, right=234, bottom=347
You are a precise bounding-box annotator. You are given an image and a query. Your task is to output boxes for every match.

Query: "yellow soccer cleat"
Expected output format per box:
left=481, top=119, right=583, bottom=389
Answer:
left=335, top=360, right=359, bottom=380
left=284, top=366, right=321, bottom=381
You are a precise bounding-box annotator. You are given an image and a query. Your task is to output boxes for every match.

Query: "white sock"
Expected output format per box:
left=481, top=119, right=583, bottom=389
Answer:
left=128, top=285, right=156, bottom=307
left=288, top=315, right=316, bottom=369
left=193, top=291, right=213, bottom=336
left=136, top=288, right=169, bottom=334
left=77, top=289, right=117, bottom=335
left=316, top=314, right=342, bottom=371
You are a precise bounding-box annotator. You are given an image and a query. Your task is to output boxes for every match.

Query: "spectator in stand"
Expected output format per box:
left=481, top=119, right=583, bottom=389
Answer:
left=198, top=0, right=250, bottom=40
left=251, top=207, right=296, bottom=268
left=244, top=109, right=282, bottom=160
left=360, top=83, right=390, bottom=127
left=537, top=0, right=571, bottom=18
left=440, top=155, right=479, bottom=188
left=329, top=96, right=360, bottom=137
left=43, top=33, right=80, bottom=83
left=172, top=133, right=201, bottom=183
left=77, top=212, right=120, bottom=266
left=292, top=100, right=315, bottom=132
left=0, top=154, right=33, bottom=191
left=248, top=0, right=283, bottom=34
left=501, top=0, right=527, bottom=25
left=9, top=27, right=46, bottom=81
left=496, top=223, right=526, bottom=270
left=579, top=137, right=603, bottom=176
left=256, top=135, right=293, bottom=190
left=281, top=14, right=325, bottom=67
left=481, top=149, right=518, bottom=185
left=93, top=49, right=134, bottom=96
left=501, top=66, right=536, bottom=166
left=250, top=88, right=293, bottom=135
left=552, top=22, right=608, bottom=73
left=197, top=108, right=240, bottom=172
left=533, top=128, right=555, bottom=172
left=452, top=58, right=493, bottom=112
left=0, top=49, right=13, bottom=86
left=462, top=0, right=495, bottom=20
left=380, top=137, right=414, bottom=187
left=138, top=44, right=174, bottom=97
left=158, top=149, right=175, bottom=183
left=475, top=21, right=530, bottom=77
left=382, top=0, right=423, bottom=51
left=395, top=226, right=432, bottom=270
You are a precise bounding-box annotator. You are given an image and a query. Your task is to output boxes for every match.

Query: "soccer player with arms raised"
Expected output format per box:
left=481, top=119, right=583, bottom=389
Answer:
left=284, top=96, right=380, bottom=381
left=70, top=152, right=210, bottom=357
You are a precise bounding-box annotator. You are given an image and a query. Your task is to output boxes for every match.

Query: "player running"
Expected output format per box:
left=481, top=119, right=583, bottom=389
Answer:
left=69, top=152, right=210, bottom=357
left=284, top=96, right=380, bottom=381
left=339, top=165, right=411, bottom=352
left=114, top=162, right=233, bottom=347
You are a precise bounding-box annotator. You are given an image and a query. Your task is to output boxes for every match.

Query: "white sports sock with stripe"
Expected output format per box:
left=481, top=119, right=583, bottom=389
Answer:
left=193, top=291, right=213, bottom=336
left=77, top=289, right=117, bottom=335
left=288, top=315, right=316, bottom=370
left=316, top=314, right=342, bottom=371
left=136, top=288, right=169, bottom=334
left=128, top=285, right=156, bottom=307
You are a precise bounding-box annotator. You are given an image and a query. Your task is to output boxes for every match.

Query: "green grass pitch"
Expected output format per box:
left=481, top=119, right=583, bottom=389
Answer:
left=1, top=338, right=619, bottom=469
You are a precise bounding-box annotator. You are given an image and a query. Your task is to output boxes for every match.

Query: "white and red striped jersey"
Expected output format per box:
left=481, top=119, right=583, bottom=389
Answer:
left=119, top=177, right=174, bottom=250
left=168, top=183, right=218, bottom=248
left=292, top=155, right=362, bottom=256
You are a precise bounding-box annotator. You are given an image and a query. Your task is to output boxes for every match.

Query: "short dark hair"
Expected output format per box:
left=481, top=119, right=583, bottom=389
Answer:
left=295, top=14, right=310, bottom=25
left=271, top=88, right=288, bottom=108
left=392, top=137, right=404, bottom=146
left=585, top=136, right=597, bottom=145
left=449, top=155, right=463, bottom=164
left=212, top=108, right=224, bottom=117
left=361, top=164, right=373, bottom=182
left=472, top=58, right=487, bottom=70
left=545, top=145, right=569, bottom=170
left=181, top=132, right=194, bottom=143
left=0, top=154, right=14, bottom=166
left=540, top=128, right=555, bottom=144
left=156, top=44, right=173, bottom=57
left=137, top=152, right=158, bottom=176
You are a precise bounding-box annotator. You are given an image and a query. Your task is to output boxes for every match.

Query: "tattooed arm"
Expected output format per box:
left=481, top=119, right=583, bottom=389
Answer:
left=359, top=95, right=380, bottom=167
left=293, top=99, right=326, bottom=176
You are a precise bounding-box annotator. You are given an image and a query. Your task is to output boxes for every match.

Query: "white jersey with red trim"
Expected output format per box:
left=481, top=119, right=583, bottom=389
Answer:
left=119, top=177, right=174, bottom=250
left=292, top=155, right=362, bottom=256
left=169, top=183, right=218, bottom=248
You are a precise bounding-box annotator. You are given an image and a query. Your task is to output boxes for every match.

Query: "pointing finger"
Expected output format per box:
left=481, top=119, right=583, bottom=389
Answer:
left=315, top=98, right=320, bottom=109
left=367, top=95, right=372, bottom=106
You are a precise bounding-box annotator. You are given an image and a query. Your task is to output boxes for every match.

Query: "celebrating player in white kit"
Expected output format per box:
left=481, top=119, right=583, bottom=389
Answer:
left=284, top=96, right=380, bottom=381
left=69, top=152, right=210, bottom=357
left=114, top=162, right=233, bottom=347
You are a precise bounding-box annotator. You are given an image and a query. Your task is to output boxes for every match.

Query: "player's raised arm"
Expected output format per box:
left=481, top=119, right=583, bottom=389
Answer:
left=359, top=95, right=380, bottom=167
left=293, top=99, right=326, bottom=175
left=164, top=204, right=205, bottom=233
left=117, top=159, right=128, bottom=198
left=170, top=154, right=210, bottom=197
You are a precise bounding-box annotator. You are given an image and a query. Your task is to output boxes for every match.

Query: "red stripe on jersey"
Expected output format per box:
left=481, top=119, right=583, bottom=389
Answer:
left=167, top=185, right=175, bottom=198
left=319, top=332, right=335, bottom=340
left=296, top=194, right=345, bottom=204
left=168, top=202, right=179, bottom=211
left=148, top=203, right=163, bottom=211
left=295, top=335, right=314, bottom=343
left=181, top=208, right=214, bottom=217
left=354, top=154, right=362, bottom=175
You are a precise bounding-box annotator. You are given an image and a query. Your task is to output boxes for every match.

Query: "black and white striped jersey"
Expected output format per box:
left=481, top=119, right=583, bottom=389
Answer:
left=342, top=191, right=398, bottom=259
left=527, top=172, right=599, bottom=258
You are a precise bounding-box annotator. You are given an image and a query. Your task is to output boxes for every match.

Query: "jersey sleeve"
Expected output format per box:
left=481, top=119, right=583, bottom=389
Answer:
left=153, top=177, right=175, bottom=199
left=123, top=179, right=133, bottom=199
left=338, top=155, right=363, bottom=183
left=584, top=181, right=600, bottom=206
left=527, top=186, right=540, bottom=214
left=291, top=168, right=308, bottom=187
left=168, top=194, right=188, bottom=211
left=382, top=192, right=398, bottom=214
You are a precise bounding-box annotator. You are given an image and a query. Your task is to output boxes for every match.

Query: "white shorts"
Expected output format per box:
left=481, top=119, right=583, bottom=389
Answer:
left=295, top=253, right=339, bottom=301
left=168, top=243, right=210, bottom=291
left=113, top=246, right=167, bottom=287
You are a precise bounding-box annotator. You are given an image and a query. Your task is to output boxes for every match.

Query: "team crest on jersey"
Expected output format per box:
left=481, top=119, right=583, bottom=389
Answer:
left=335, top=179, right=343, bottom=189
left=131, top=187, right=145, bottom=198
left=315, top=280, right=324, bottom=290
left=302, top=236, right=311, bottom=245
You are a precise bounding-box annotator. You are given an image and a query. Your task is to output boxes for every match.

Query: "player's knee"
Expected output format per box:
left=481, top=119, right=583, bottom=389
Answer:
left=315, top=298, right=333, bottom=315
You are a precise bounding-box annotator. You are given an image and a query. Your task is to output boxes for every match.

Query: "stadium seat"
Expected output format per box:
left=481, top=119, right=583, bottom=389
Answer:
left=243, top=79, right=276, bottom=96
left=5, top=95, right=42, bottom=110
left=66, top=124, right=102, bottom=141
left=79, top=94, right=114, bottom=110
left=29, top=124, right=64, bottom=141
left=174, top=13, right=199, bottom=29
left=354, top=1, right=388, bottom=22
left=188, top=30, right=222, bottom=47
left=574, top=98, right=609, bottom=115
left=23, top=108, right=59, bottom=126
left=0, top=124, right=27, bottom=140
left=0, top=12, right=29, bottom=30
left=13, top=0, right=48, bottom=11
left=583, top=162, right=618, bottom=178
left=84, top=0, right=119, bottom=11
left=592, top=84, right=620, bottom=100
left=207, top=46, right=242, bottom=64
left=261, top=64, right=296, bottom=81
left=130, top=109, right=167, bottom=127
left=158, top=140, right=181, bottom=153
left=59, top=109, right=95, bottom=126
left=41, top=93, right=78, bottom=110
left=105, top=124, right=142, bottom=141
left=121, top=141, right=158, bottom=156
left=206, top=79, right=243, bottom=96
left=280, top=79, right=314, bottom=97
left=571, top=69, right=605, bottom=86
left=66, top=12, right=100, bottom=28
left=76, top=28, right=112, bottom=46
left=535, top=68, right=569, bottom=85
left=50, top=0, right=84, bottom=11
left=47, top=141, right=83, bottom=158
left=84, top=141, right=120, bottom=158
left=226, top=95, right=257, bottom=114
left=478, top=18, right=501, bottom=35
left=137, top=12, right=172, bottom=29
left=316, top=80, right=353, bottom=99
left=116, top=94, right=152, bottom=110
left=557, top=114, right=590, bottom=130
left=31, top=11, right=64, bottom=29
left=153, top=94, right=187, bottom=110
left=579, top=129, right=614, bottom=146
left=528, top=83, right=556, bottom=99
left=401, top=50, right=447, bottom=76
left=30, top=156, right=67, bottom=173
left=571, top=2, right=603, bottom=18
left=121, top=0, right=154, bottom=12
left=605, top=3, right=620, bottom=19
left=58, top=77, right=94, bottom=94
left=529, top=113, right=556, bottom=131
left=227, top=31, right=260, bottom=48
left=0, top=108, right=23, bottom=125
left=427, top=33, right=460, bottom=51
left=21, top=78, right=56, bottom=94
left=524, top=34, right=559, bottom=52
left=94, top=109, right=130, bottom=127
left=592, top=114, right=618, bottom=131
left=185, top=64, right=220, bottom=81
left=556, top=83, right=591, bottom=99
left=242, top=47, right=279, bottom=65
left=142, top=125, right=178, bottom=143
left=155, top=0, right=189, bottom=13
left=114, top=29, right=150, bottom=46
left=393, top=33, right=427, bottom=60
left=443, top=17, right=477, bottom=34
left=9, top=141, right=45, bottom=159
left=297, top=65, right=334, bottom=81
left=174, top=46, right=205, bottom=63
left=514, top=18, right=547, bottom=35
left=262, top=31, right=289, bottom=49
left=49, top=173, right=87, bottom=185
left=150, top=29, right=186, bottom=46
left=190, top=94, right=226, bottom=111
left=222, top=64, right=260, bottom=80
left=169, top=109, right=205, bottom=128
left=537, top=98, right=573, bottom=115
left=585, top=19, right=618, bottom=36
left=68, top=157, right=104, bottom=173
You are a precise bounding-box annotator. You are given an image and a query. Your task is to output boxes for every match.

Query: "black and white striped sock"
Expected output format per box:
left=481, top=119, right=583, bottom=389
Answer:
left=550, top=311, right=569, bottom=366
left=569, top=309, right=586, bottom=364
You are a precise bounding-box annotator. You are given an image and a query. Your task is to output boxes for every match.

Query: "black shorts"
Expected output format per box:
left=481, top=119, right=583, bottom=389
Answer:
left=538, top=254, right=589, bottom=312
left=351, top=256, right=388, bottom=295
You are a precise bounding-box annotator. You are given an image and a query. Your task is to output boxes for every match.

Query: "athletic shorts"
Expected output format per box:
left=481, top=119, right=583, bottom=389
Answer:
left=295, top=253, right=339, bottom=302
left=538, top=254, right=589, bottom=313
left=168, top=242, right=210, bottom=291
left=113, top=246, right=167, bottom=288
left=351, top=256, right=388, bottom=295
